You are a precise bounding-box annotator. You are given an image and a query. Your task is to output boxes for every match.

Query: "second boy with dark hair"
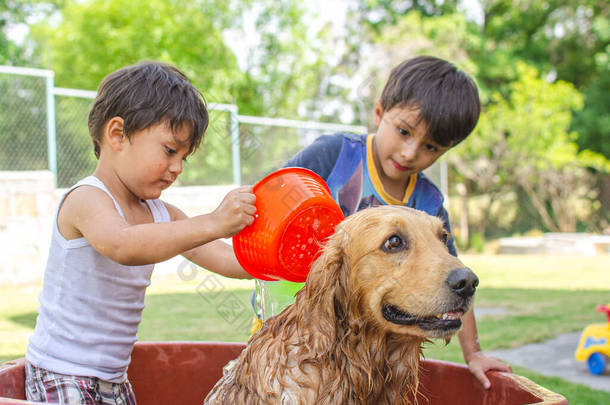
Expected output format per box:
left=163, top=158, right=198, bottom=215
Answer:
left=254, top=55, right=512, bottom=388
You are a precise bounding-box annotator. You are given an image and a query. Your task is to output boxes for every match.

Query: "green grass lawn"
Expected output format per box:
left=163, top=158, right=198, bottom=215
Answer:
left=1, top=254, right=609, bottom=404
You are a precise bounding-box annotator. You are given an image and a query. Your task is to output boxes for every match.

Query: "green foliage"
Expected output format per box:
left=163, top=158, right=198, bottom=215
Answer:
left=0, top=0, right=63, bottom=65
left=468, top=232, right=486, bottom=253
left=0, top=30, right=24, bottom=65
left=231, top=0, right=326, bottom=118
left=30, top=0, right=241, bottom=99
left=572, top=40, right=610, bottom=160
left=373, top=11, right=478, bottom=71
left=176, top=111, right=233, bottom=186
left=455, top=62, right=599, bottom=233
left=238, top=125, right=311, bottom=185
left=475, top=0, right=610, bottom=158
left=495, top=63, right=583, bottom=170
left=476, top=0, right=608, bottom=86
left=20, top=0, right=248, bottom=184
left=351, top=0, right=460, bottom=33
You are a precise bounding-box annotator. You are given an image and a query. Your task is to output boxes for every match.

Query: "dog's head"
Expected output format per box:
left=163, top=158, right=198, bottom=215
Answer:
left=303, top=205, right=477, bottom=340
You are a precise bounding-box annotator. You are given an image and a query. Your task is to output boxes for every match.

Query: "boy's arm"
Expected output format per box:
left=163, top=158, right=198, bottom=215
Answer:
left=458, top=308, right=512, bottom=389
left=182, top=240, right=251, bottom=279
left=170, top=204, right=252, bottom=279
left=63, top=185, right=255, bottom=266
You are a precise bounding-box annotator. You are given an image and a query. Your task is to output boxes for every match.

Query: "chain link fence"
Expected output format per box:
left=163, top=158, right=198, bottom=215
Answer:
left=53, top=90, right=96, bottom=187
left=236, top=116, right=370, bottom=185
left=0, top=71, right=49, bottom=173
left=0, top=66, right=368, bottom=189
left=1, top=66, right=448, bottom=193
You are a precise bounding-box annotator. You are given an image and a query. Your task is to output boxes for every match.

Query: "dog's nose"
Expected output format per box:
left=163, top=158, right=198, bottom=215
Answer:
left=446, top=268, right=479, bottom=298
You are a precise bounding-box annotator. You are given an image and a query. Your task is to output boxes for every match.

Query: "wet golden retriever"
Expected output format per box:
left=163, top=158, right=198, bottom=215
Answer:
left=204, top=206, right=478, bottom=405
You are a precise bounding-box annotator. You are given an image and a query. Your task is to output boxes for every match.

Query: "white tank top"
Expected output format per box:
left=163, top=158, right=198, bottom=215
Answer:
left=26, top=176, right=170, bottom=382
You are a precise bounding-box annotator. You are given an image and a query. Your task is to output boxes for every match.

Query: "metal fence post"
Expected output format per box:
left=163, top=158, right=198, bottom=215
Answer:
left=45, top=72, right=57, bottom=184
left=230, top=107, right=241, bottom=186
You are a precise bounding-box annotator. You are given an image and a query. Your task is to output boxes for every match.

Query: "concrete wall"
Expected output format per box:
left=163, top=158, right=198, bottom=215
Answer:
left=498, top=233, right=610, bottom=255
left=0, top=171, right=57, bottom=285
left=0, top=171, right=236, bottom=285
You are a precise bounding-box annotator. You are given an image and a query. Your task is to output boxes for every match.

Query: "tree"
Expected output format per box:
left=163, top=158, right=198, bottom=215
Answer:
left=224, top=0, right=336, bottom=183
left=323, top=1, right=609, bottom=235
left=231, top=0, right=325, bottom=117
left=31, top=0, right=241, bottom=97
left=465, top=2, right=610, bottom=229
left=453, top=63, right=603, bottom=233
left=0, top=0, right=64, bottom=65
left=476, top=0, right=610, bottom=159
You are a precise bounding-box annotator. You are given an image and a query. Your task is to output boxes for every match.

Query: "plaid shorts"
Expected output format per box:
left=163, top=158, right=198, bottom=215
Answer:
left=25, top=362, right=137, bottom=405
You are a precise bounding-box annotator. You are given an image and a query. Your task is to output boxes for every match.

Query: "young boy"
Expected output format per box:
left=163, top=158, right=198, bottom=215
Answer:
left=25, top=61, right=256, bottom=404
left=255, top=56, right=511, bottom=389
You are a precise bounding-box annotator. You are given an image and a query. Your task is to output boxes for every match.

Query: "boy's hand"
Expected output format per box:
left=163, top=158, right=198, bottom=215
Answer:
left=466, top=351, right=513, bottom=389
left=211, top=186, right=257, bottom=238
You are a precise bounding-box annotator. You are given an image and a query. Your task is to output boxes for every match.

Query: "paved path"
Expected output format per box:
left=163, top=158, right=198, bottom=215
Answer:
left=489, top=332, right=610, bottom=393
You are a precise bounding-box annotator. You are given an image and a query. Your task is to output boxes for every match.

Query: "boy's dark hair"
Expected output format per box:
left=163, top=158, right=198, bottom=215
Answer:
left=88, top=61, right=208, bottom=158
left=379, top=56, right=480, bottom=147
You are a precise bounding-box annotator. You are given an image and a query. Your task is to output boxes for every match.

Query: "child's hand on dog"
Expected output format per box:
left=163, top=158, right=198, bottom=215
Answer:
left=211, top=186, right=257, bottom=237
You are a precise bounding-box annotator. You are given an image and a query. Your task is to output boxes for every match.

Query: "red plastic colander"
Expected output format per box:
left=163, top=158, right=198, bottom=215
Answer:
left=233, top=167, right=344, bottom=282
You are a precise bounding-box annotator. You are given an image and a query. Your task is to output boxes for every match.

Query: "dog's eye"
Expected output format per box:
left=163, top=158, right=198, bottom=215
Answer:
left=440, top=231, right=450, bottom=245
left=382, top=234, right=406, bottom=253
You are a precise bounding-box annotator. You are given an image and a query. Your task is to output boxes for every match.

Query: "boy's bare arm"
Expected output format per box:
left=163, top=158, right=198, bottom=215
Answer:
left=170, top=203, right=252, bottom=279
left=458, top=309, right=481, bottom=358
left=182, top=240, right=252, bottom=279
left=458, top=308, right=512, bottom=389
left=63, top=186, right=255, bottom=266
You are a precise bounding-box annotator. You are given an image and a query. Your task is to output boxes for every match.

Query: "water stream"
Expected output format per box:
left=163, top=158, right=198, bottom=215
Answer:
left=255, top=279, right=305, bottom=321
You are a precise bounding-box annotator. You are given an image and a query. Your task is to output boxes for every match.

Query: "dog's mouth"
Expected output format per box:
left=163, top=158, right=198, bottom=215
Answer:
left=382, top=304, right=465, bottom=331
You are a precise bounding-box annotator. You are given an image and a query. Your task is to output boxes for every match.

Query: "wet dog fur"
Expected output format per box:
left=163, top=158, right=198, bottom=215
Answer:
left=204, top=206, right=478, bottom=405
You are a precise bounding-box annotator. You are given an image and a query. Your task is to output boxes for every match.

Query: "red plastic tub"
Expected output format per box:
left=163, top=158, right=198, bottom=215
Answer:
left=0, top=341, right=568, bottom=405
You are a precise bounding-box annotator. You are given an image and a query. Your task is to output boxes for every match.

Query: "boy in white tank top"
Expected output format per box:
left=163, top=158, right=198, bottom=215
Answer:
left=25, top=61, right=257, bottom=404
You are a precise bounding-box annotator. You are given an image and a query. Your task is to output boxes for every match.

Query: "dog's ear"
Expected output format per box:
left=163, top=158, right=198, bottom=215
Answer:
left=298, top=230, right=350, bottom=354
